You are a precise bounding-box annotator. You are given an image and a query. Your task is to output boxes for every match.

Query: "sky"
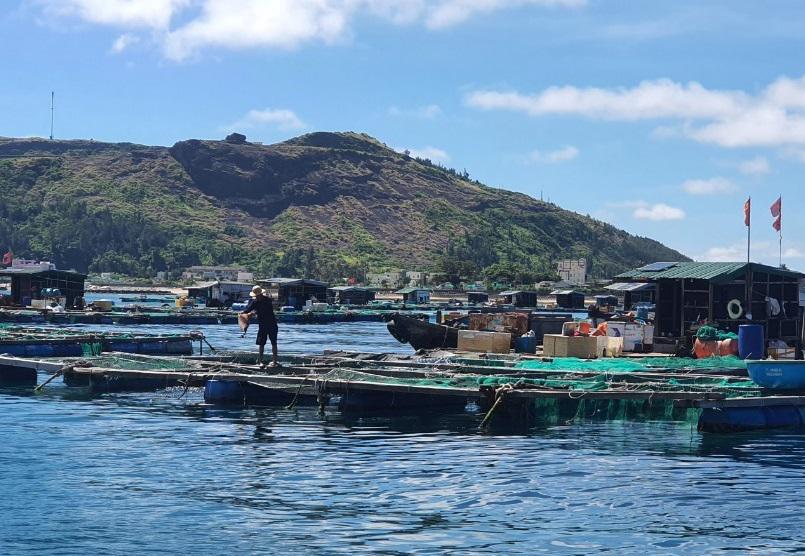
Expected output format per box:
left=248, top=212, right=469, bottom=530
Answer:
left=2, top=0, right=805, bottom=267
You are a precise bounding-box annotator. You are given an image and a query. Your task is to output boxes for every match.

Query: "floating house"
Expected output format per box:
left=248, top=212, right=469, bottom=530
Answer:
left=499, top=290, right=538, bottom=308
left=396, top=287, right=431, bottom=304
left=328, top=286, right=376, bottom=305
left=0, top=268, right=86, bottom=308
left=259, top=278, right=328, bottom=309
left=551, top=289, right=586, bottom=309
left=185, top=281, right=253, bottom=307
left=467, top=292, right=489, bottom=304
left=615, top=261, right=803, bottom=345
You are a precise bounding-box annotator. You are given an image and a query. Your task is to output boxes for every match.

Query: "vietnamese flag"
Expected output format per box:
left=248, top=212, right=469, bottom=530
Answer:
left=744, top=197, right=751, bottom=227
left=771, top=196, right=781, bottom=232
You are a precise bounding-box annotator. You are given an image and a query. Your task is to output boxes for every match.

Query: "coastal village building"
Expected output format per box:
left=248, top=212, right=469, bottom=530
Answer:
left=615, top=261, right=803, bottom=346
left=556, top=259, right=587, bottom=285
left=182, top=266, right=254, bottom=283
left=367, top=271, right=403, bottom=289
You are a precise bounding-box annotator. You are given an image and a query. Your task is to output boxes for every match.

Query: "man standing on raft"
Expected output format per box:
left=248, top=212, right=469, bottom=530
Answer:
left=240, top=285, right=279, bottom=368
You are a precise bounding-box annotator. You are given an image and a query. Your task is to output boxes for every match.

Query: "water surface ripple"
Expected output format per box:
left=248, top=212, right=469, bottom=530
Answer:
left=2, top=321, right=805, bottom=554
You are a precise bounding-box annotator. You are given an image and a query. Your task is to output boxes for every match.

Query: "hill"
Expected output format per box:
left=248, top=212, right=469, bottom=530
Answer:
left=0, top=132, right=688, bottom=282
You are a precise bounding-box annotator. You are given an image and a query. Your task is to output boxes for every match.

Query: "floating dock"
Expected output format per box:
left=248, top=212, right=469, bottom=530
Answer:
left=0, top=308, right=420, bottom=326
left=0, top=326, right=198, bottom=358
left=1, top=350, right=801, bottom=433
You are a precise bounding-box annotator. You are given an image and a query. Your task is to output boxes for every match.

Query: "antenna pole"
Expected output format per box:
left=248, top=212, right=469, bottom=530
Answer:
left=50, top=91, right=54, bottom=140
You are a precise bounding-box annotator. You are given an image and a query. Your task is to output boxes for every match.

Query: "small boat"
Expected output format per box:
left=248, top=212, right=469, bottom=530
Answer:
left=386, top=313, right=460, bottom=351
left=747, top=360, right=805, bottom=389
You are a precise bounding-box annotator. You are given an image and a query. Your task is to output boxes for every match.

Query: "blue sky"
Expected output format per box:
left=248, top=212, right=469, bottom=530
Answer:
left=3, top=0, right=805, bottom=267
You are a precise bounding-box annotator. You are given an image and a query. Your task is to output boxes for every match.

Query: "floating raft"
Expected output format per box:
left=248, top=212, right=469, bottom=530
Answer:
left=0, top=308, right=420, bottom=326
left=0, top=326, right=198, bottom=358
left=2, top=351, right=799, bottom=433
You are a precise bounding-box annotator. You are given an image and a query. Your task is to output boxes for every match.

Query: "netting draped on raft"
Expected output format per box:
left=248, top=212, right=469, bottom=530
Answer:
left=67, top=354, right=204, bottom=371
left=319, top=368, right=758, bottom=394
left=514, top=356, right=746, bottom=373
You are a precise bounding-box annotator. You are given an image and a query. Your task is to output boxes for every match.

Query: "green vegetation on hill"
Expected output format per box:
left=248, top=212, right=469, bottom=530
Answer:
left=0, top=133, right=688, bottom=281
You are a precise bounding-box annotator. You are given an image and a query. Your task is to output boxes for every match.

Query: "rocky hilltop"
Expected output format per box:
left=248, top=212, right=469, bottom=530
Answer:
left=0, top=132, right=687, bottom=280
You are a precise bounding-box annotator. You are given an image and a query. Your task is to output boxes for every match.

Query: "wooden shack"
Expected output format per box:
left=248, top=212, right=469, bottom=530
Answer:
left=396, top=287, right=431, bottom=304
left=0, top=268, right=86, bottom=309
left=616, top=261, right=803, bottom=345
left=467, top=291, right=489, bottom=304
left=328, top=286, right=376, bottom=305
left=499, top=290, right=538, bottom=307
left=259, top=278, right=328, bottom=309
left=551, top=289, right=585, bottom=309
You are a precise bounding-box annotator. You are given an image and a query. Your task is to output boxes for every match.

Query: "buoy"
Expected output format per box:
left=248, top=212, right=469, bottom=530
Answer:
left=727, top=299, right=743, bottom=320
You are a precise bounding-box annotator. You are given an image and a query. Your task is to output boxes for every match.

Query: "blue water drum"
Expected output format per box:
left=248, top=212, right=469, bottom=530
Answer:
left=204, top=380, right=244, bottom=404
left=738, top=324, right=765, bottom=360
left=636, top=305, right=650, bottom=321
left=515, top=336, right=537, bottom=354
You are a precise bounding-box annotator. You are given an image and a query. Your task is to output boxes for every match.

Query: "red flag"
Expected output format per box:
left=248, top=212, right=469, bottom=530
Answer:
left=773, top=214, right=781, bottom=232
left=744, top=197, right=751, bottom=227
left=2, top=250, right=11, bottom=266
left=771, top=196, right=781, bottom=218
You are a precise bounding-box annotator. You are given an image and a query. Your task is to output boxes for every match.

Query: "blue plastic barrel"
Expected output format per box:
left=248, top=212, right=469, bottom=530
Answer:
left=636, top=305, right=649, bottom=321
left=204, top=380, right=244, bottom=404
left=515, top=336, right=537, bottom=354
left=738, top=324, right=764, bottom=360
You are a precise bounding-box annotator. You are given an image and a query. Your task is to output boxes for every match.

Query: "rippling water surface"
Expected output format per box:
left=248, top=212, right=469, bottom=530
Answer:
left=3, top=315, right=805, bottom=554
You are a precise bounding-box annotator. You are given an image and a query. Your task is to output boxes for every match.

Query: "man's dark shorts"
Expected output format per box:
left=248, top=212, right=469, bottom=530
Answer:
left=256, top=323, right=279, bottom=346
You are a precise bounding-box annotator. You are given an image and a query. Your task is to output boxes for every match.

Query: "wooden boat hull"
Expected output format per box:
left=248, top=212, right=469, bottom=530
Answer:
left=387, top=314, right=458, bottom=351
left=747, top=360, right=805, bottom=389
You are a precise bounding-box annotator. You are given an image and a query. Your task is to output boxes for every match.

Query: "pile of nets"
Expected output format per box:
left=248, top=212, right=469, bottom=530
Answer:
left=696, top=325, right=738, bottom=342
left=514, top=356, right=746, bottom=373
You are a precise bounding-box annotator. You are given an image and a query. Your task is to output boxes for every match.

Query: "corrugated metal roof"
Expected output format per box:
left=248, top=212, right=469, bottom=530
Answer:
left=605, top=282, right=655, bottom=292
left=616, top=262, right=802, bottom=281
left=396, top=287, right=430, bottom=294
left=550, top=289, right=582, bottom=295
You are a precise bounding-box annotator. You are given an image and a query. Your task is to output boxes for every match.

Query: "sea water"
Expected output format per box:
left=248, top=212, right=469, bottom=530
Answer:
left=2, top=319, right=805, bottom=554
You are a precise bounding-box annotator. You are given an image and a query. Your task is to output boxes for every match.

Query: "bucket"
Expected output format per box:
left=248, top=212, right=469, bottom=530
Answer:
left=204, top=380, right=244, bottom=404
left=738, top=324, right=764, bottom=360
left=515, top=336, right=537, bottom=354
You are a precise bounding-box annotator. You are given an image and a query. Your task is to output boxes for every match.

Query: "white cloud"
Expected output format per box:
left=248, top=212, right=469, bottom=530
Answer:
left=738, top=156, right=770, bottom=175
left=39, top=0, right=189, bottom=29
left=227, top=108, right=306, bottom=132
left=465, top=76, right=805, bottom=148
left=388, top=104, right=442, bottom=119
left=422, top=0, right=585, bottom=30
left=633, top=203, right=685, bottom=221
left=526, top=145, right=578, bottom=164
left=36, top=0, right=584, bottom=60
left=681, top=177, right=737, bottom=195
left=111, top=32, right=140, bottom=53
left=399, top=146, right=450, bottom=162
left=697, top=242, right=805, bottom=262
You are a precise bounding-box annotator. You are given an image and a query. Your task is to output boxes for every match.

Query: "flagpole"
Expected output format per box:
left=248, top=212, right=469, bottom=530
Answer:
left=747, top=196, right=751, bottom=264
left=779, top=194, right=782, bottom=267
